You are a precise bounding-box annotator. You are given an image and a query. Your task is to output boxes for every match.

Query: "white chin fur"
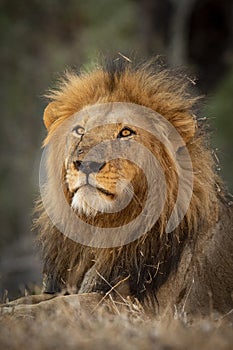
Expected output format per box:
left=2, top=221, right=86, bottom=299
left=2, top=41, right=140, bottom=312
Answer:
left=71, top=187, right=113, bottom=217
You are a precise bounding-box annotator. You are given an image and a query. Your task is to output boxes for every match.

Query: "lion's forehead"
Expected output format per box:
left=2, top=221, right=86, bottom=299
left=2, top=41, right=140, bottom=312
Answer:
left=68, top=102, right=160, bottom=132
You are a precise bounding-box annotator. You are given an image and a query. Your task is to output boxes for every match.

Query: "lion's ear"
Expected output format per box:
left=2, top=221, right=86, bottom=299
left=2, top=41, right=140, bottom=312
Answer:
left=43, top=102, right=59, bottom=130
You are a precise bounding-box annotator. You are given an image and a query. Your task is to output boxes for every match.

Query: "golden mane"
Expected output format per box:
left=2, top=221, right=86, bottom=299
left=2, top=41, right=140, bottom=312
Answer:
left=35, top=60, right=232, bottom=315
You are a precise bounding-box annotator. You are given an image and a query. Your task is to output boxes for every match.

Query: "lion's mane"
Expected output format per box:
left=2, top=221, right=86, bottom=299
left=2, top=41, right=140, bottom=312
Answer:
left=36, top=59, right=233, bottom=316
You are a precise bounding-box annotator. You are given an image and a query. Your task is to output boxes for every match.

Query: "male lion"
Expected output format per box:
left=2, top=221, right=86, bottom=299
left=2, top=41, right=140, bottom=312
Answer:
left=16, top=60, right=233, bottom=317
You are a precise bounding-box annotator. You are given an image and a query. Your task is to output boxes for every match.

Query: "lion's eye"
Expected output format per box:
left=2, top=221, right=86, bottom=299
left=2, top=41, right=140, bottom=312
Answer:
left=73, top=126, right=85, bottom=136
left=117, top=127, right=136, bottom=138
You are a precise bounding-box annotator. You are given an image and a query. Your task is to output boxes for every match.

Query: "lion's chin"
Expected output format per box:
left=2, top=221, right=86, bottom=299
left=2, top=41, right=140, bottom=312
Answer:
left=71, top=185, right=115, bottom=217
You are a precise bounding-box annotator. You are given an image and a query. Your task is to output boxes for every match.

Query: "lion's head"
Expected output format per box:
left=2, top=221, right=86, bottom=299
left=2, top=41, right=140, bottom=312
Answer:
left=44, top=101, right=187, bottom=237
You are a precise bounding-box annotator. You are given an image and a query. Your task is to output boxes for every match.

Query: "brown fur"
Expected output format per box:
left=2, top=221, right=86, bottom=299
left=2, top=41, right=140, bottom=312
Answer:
left=36, top=60, right=233, bottom=317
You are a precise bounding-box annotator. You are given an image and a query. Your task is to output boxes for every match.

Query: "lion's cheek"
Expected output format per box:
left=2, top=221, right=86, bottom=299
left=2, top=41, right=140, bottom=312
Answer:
left=95, top=173, right=118, bottom=195
left=65, top=164, right=86, bottom=193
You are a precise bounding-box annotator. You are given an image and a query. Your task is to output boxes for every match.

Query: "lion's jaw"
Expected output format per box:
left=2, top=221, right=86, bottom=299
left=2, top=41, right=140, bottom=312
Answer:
left=71, top=184, right=129, bottom=217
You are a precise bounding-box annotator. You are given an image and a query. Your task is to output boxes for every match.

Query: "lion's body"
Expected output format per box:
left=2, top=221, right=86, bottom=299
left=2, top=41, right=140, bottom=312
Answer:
left=36, top=60, right=233, bottom=317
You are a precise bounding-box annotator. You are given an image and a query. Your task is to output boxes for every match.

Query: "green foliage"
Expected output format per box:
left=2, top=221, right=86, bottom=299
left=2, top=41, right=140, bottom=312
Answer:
left=206, top=68, right=233, bottom=192
left=79, top=0, right=137, bottom=61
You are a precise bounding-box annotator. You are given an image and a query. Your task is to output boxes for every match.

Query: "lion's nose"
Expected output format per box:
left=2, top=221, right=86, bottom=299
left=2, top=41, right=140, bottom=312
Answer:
left=74, top=160, right=106, bottom=175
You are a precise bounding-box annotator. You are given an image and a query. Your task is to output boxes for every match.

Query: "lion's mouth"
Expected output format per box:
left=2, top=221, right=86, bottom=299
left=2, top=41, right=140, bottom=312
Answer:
left=96, top=186, right=115, bottom=197
left=71, top=183, right=116, bottom=216
left=75, top=184, right=115, bottom=198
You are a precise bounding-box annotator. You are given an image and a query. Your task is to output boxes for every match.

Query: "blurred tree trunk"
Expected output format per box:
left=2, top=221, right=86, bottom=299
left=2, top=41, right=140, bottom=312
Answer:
left=137, top=0, right=173, bottom=55
left=168, top=0, right=196, bottom=66
left=136, top=0, right=233, bottom=91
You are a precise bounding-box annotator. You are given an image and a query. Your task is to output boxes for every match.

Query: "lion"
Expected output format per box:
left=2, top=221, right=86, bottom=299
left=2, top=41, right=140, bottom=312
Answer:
left=5, top=59, right=233, bottom=319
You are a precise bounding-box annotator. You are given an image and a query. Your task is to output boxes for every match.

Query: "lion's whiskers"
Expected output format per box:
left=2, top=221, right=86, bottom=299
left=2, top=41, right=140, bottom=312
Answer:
left=124, top=185, right=144, bottom=208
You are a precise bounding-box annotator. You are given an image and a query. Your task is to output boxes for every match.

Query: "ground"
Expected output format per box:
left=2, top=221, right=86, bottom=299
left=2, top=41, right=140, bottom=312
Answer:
left=0, top=294, right=232, bottom=350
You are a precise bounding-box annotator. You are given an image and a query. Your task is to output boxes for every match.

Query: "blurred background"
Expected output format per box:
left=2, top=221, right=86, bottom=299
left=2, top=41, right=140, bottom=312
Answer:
left=0, top=0, right=232, bottom=300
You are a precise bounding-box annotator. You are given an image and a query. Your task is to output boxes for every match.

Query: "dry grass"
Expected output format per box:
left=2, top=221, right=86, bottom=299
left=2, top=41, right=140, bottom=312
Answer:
left=0, top=294, right=233, bottom=350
